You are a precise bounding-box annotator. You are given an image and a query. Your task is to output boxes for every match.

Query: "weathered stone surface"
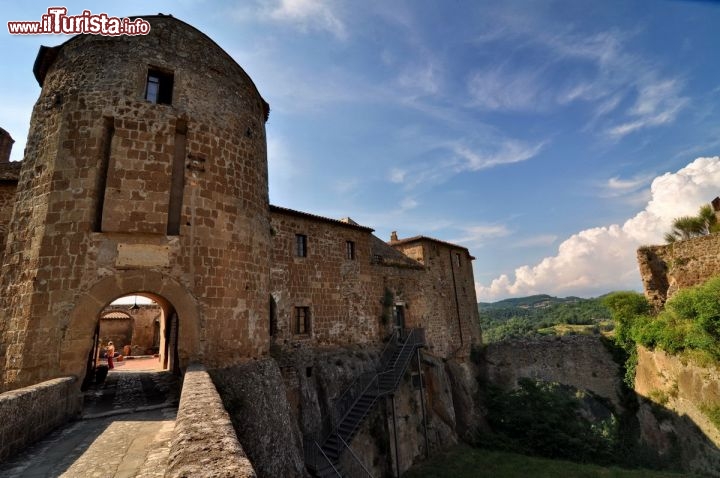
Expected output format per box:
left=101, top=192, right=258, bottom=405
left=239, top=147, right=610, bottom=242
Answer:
left=483, top=335, right=624, bottom=409
left=167, top=364, right=256, bottom=478
left=0, top=376, right=80, bottom=463
left=634, top=346, right=720, bottom=476
left=637, top=233, right=720, bottom=309
left=211, top=358, right=306, bottom=478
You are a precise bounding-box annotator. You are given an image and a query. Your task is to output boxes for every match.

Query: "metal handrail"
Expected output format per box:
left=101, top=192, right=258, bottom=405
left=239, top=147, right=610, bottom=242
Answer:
left=315, top=441, right=342, bottom=477
left=338, top=434, right=374, bottom=478
left=377, top=329, right=399, bottom=370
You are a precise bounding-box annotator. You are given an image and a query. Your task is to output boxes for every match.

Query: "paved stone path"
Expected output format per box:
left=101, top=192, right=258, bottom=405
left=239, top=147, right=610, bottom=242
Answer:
left=0, top=359, right=180, bottom=478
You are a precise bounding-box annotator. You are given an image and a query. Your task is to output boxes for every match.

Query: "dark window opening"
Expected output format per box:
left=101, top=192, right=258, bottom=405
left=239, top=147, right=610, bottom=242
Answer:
left=346, top=240, right=356, bottom=260
left=294, top=306, right=310, bottom=335
left=296, top=234, right=307, bottom=257
left=306, top=366, right=313, bottom=377
left=146, top=69, right=174, bottom=105
left=269, top=296, right=278, bottom=337
left=454, top=252, right=461, bottom=268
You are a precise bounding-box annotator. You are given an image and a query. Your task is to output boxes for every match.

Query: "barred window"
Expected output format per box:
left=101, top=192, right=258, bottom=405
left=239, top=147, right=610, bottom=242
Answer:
left=294, top=306, right=310, bottom=335
left=296, top=234, right=307, bottom=257
left=346, top=240, right=356, bottom=260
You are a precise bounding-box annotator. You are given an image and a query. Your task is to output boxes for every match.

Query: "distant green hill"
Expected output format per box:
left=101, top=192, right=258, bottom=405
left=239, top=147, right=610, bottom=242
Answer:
left=478, top=294, right=613, bottom=343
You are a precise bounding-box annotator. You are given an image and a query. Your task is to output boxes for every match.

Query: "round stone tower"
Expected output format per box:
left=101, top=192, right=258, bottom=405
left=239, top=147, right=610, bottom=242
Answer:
left=0, top=15, right=271, bottom=391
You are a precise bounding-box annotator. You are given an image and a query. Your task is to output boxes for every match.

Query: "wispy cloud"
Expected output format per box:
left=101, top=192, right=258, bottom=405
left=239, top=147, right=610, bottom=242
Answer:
left=450, top=224, right=512, bottom=249
left=269, top=0, right=347, bottom=39
left=465, top=10, right=688, bottom=139
left=511, top=234, right=558, bottom=248
left=467, top=66, right=548, bottom=112
left=231, top=0, right=347, bottom=40
left=606, top=79, right=689, bottom=139
left=453, top=139, right=546, bottom=172
left=386, top=136, right=546, bottom=190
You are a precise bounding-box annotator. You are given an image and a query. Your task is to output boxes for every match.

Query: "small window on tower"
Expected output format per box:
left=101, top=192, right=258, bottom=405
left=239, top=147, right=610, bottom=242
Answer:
left=145, top=68, right=174, bottom=105
left=296, top=234, right=307, bottom=257
left=346, top=240, right=356, bottom=260
left=294, top=306, right=311, bottom=335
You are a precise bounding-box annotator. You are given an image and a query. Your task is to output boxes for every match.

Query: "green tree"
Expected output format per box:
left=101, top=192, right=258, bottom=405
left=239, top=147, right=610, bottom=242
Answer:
left=664, top=203, right=719, bottom=243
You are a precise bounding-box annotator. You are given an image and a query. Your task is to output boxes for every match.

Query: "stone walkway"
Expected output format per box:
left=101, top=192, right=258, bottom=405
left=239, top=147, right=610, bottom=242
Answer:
left=0, top=359, right=180, bottom=478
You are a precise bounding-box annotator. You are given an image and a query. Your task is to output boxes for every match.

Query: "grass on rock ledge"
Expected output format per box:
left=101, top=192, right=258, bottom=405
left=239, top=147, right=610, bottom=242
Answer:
left=403, top=445, right=691, bottom=478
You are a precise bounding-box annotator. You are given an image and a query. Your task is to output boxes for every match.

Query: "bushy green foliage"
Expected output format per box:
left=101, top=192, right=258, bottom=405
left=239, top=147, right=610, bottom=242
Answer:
left=479, top=379, right=617, bottom=465
left=604, top=278, right=720, bottom=386
left=479, top=296, right=612, bottom=342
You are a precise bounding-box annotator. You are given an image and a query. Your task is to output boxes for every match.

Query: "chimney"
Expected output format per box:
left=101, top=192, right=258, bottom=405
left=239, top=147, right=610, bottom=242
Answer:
left=0, top=128, right=14, bottom=163
left=390, top=231, right=398, bottom=242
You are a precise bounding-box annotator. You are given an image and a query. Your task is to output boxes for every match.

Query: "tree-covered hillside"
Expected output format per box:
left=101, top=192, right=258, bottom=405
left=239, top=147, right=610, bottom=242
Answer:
left=478, top=295, right=613, bottom=343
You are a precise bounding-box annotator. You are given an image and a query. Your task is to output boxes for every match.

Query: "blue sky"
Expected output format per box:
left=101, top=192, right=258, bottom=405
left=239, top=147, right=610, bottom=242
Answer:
left=2, top=1, right=720, bottom=301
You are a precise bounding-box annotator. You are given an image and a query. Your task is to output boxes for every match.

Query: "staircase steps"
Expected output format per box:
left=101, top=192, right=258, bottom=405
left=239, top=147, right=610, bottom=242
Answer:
left=308, top=329, right=425, bottom=478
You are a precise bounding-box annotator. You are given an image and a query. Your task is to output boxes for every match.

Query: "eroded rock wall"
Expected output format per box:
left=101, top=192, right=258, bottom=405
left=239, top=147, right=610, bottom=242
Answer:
left=634, top=346, right=720, bottom=476
left=212, top=347, right=482, bottom=478
left=483, top=335, right=624, bottom=409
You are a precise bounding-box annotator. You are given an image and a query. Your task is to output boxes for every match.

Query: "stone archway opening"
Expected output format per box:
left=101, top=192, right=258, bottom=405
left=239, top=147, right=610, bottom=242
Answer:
left=80, top=291, right=183, bottom=393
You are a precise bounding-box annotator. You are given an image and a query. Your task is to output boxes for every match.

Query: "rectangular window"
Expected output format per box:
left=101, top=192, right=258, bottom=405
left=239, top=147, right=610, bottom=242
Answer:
left=455, top=252, right=461, bottom=268
left=295, top=234, right=307, bottom=257
left=294, top=306, right=310, bottom=335
left=346, top=240, right=356, bottom=260
left=146, top=68, right=174, bottom=105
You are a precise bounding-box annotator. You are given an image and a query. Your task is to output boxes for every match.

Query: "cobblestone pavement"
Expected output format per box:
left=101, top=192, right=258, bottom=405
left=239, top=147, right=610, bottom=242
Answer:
left=0, top=364, right=180, bottom=478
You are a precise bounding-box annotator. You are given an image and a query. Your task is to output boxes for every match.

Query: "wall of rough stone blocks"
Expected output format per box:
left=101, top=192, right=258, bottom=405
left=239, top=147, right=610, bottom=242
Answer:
left=390, top=239, right=482, bottom=358
left=0, top=16, right=271, bottom=391
left=0, top=180, right=17, bottom=266
left=167, top=364, right=257, bottom=478
left=269, top=210, right=481, bottom=359
left=0, top=376, right=81, bottom=462
left=637, top=233, right=720, bottom=309
left=270, top=209, right=381, bottom=346
left=483, top=335, right=624, bottom=409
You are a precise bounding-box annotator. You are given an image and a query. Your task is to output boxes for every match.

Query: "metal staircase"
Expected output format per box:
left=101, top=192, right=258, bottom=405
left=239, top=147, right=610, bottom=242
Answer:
left=304, top=328, right=425, bottom=478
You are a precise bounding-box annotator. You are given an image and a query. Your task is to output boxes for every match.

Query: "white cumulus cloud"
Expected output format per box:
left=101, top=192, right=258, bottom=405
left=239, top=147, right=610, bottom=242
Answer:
left=477, top=156, right=720, bottom=301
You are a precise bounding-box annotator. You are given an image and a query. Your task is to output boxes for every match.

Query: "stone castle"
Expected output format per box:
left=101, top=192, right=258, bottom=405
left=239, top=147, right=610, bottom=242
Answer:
left=0, top=15, right=485, bottom=476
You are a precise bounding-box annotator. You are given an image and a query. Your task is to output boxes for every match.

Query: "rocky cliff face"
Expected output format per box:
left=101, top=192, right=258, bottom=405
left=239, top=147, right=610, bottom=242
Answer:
left=210, top=346, right=483, bottom=478
left=634, top=346, right=720, bottom=476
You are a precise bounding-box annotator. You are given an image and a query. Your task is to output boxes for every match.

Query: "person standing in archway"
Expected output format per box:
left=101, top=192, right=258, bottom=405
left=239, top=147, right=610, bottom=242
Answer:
left=106, top=341, right=115, bottom=370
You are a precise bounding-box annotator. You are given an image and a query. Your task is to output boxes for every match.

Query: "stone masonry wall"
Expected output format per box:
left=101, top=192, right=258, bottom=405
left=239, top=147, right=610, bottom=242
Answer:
left=0, top=16, right=271, bottom=391
left=270, top=208, right=379, bottom=346
left=0, top=376, right=81, bottom=463
left=390, top=239, right=481, bottom=358
left=0, top=180, right=17, bottom=266
left=637, top=233, right=720, bottom=309
left=167, top=364, right=256, bottom=478
left=269, top=212, right=482, bottom=359
left=483, top=335, right=624, bottom=409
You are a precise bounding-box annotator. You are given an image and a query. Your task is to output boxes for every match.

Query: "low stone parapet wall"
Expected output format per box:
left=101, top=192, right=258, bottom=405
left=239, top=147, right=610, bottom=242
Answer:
left=0, top=376, right=80, bottom=462
left=166, top=363, right=256, bottom=478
